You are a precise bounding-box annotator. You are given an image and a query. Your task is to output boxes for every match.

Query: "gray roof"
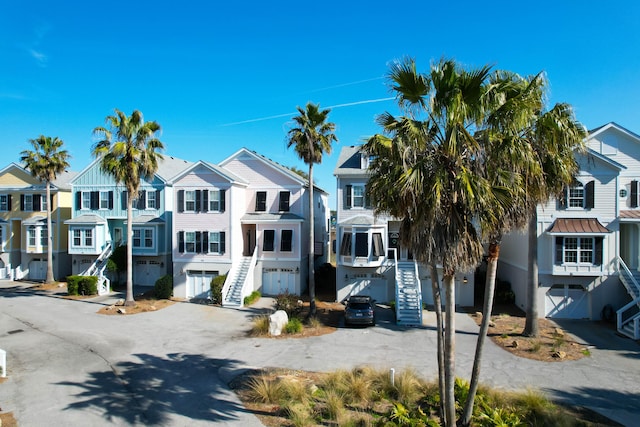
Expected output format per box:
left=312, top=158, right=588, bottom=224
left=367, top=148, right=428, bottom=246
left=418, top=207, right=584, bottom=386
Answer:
left=338, top=215, right=374, bottom=226
left=155, top=156, right=194, bottom=181
left=333, top=146, right=367, bottom=176
left=127, top=215, right=165, bottom=224
left=241, top=212, right=304, bottom=222
left=52, top=170, right=77, bottom=190
left=64, top=214, right=107, bottom=225
left=22, top=215, right=49, bottom=225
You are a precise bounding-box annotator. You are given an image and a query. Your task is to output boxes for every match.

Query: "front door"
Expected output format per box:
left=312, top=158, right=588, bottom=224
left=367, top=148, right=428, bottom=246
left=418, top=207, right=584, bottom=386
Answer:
left=243, top=224, right=256, bottom=256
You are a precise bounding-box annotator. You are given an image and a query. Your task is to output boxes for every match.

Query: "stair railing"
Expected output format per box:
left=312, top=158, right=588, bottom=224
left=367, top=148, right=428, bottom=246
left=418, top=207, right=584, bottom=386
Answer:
left=615, top=257, right=640, bottom=339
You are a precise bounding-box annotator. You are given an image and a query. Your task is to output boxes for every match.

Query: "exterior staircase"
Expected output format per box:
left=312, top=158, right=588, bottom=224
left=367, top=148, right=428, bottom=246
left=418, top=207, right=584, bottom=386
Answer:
left=82, top=243, right=112, bottom=296
left=395, top=259, right=423, bottom=326
left=616, top=257, right=640, bottom=339
left=222, top=254, right=255, bottom=308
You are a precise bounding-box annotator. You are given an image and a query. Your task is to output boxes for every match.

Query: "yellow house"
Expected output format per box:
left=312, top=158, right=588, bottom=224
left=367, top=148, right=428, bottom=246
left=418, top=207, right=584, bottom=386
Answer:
left=0, top=163, right=75, bottom=281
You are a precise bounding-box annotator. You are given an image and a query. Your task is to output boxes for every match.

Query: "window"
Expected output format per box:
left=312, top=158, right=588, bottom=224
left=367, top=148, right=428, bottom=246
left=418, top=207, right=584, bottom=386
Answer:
left=340, top=228, right=386, bottom=262
left=558, top=237, right=595, bottom=264
left=209, top=232, right=221, bottom=253
left=0, top=195, right=9, bottom=211
left=185, top=191, right=196, bottom=212
left=209, top=190, right=221, bottom=211
left=372, top=233, right=384, bottom=257
left=82, top=192, right=91, bottom=210
left=147, top=191, right=157, bottom=209
left=40, top=226, right=48, bottom=247
left=353, top=186, right=365, bottom=208
left=263, top=229, right=275, bottom=251
left=568, top=183, right=584, bottom=208
left=355, top=232, right=368, bottom=257
left=41, top=194, right=47, bottom=212
left=28, top=226, right=36, bottom=246
left=279, top=191, right=290, bottom=212
left=344, top=185, right=367, bottom=209
left=185, top=231, right=196, bottom=253
left=281, top=230, right=293, bottom=251
left=72, top=229, right=93, bottom=247
left=256, top=191, right=267, bottom=212
left=132, top=228, right=154, bottom=248
left=340, top=232, right=352, bottom=256
left=24, top=194, right=33, bottom=211
left=100, top=191, right=110, bottom=209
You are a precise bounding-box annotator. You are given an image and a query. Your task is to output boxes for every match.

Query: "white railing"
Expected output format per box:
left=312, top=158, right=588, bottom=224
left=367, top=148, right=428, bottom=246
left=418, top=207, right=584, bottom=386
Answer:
left=84, top=242, right=112, bottom=277
left=392, top=248, right=400, bottom=318
left=615, top=257, right=640, bottom=339
left=222, top=246, right=258, bottom=307
left=616, top=257, right=640, bottom=297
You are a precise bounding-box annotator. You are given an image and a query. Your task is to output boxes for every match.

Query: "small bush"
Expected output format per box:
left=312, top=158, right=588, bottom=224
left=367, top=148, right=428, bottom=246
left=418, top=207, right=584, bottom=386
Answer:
left=66, top=275, right=81, bottom=295
left=210, top=274, right=227, bottom=304
left=244, top=290, right=261, bottom=306
left=246, top=374, right=284, bottom=404
left=66, top=275, right=98, bottom=296
left=285, top=317, right=303, bottom=334
left=275, top=292, right=300, bottom=316
left=251, top=315, right=270, bottom=336
left=154, top=275, right=173, bottom=299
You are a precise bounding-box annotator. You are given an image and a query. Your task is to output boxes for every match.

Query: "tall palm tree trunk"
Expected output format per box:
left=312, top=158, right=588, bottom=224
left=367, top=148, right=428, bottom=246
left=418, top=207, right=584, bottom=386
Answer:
left=125, top=196, right=135, bottom=306
left=429, top=262, right=446, bottom=421
left=461, top=241, right=500, bottom=426
left=45, top=181, right=55, bottom=284
left=523, top=211, right=539, bottom=336
left=308, top=163, right=316, bottom=316
left=443, top=274, right=456, bottom=427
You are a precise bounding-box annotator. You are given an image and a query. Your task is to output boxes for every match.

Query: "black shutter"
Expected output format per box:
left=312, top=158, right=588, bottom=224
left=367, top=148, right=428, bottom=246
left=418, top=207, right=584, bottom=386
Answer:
left=76, top=192, right=81, bottom=210
left=91, top=191, right=99, bottom=210
left=345, top=185, right=352, bottom=209
left=122, top=191, right=128, bottom=210
left=177, top=190, right=184, bottom=213
left=33, top=194, right=41, bottom=212
left=595, top=237, right=603, bottom=266
left=220, top=232, right=226, bottom=254
left=178, top=231, right=184, bottom=253
left=558, top=187, right=567, bottom=209
left=195, top=190, right=201, bottom=212
left=202, top=231, right=209, bottom=253
left=220, top=190, right=226, bottom=212
left=585, top=181, right=595, bottom=209
left=202, top=190, right=208, bottom=212
left=7, top=194, right=11, bottom=210
left=195, top=231, right=202, bottom=253
left=364, top=184, right=371, bottom=208
left=555, top=237, right=563, bottom=265
left=156, top=190, right=161, bottom=209
left=139, top=190, right=146, bottom=209
left=631, top=181, right=638, bottom=208
left=108, top=191, right=114, bottom=209
left=50, top=193, right=54, bottom=209
left=20, top=194, right=24, bottom=211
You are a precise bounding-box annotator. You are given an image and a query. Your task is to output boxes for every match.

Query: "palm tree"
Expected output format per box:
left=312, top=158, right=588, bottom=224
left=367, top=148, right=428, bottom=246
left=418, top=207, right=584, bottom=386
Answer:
left=92, top=109, right=164, bottom=306
left=20, top=136, right=71, bottom=284
left=286, top=102, right=337, bottom=316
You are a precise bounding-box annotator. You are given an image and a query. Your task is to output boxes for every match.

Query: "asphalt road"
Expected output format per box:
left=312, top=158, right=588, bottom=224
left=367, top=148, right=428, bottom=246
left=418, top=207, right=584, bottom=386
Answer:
left=1, top=281, right=639, bottom=426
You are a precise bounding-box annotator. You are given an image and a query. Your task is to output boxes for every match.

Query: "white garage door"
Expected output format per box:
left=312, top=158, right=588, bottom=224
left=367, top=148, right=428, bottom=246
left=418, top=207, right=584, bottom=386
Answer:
left=134, top=260, right=162, bottom=286
left=29, top=259, right=47, bottom=281
left=263, top=268, right=296, bottom=295
left=545, top=284, right=589, bottom=319
left=187, top=270, right=217, bottom=299
left=349, top=277, right=388, bottom=303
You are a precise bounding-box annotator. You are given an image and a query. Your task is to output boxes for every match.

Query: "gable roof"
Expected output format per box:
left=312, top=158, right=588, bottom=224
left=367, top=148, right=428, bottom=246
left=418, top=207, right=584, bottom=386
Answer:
left=581, top=148, right=626, bottom=171
left=72, top=154, right=193, bottom=185
left=220, top=147, right=328, bottom=194
left=333, top=146, right=366, bottom=176
left=588, top=122, right=640, bottom=142
left=0, top=162, right=75, bottom=191
left=167, top=159, right=248, bottom=186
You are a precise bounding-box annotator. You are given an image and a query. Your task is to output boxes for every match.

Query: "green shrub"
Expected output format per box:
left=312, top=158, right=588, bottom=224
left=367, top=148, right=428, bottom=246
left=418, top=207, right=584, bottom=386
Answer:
left=154, top=275, right=173, bottom=299
left=210, top=274, right=227, bottom=304
left=285, top=317, right=303, bottom=334
left=275, top=292, right=300, bottom=316
left=251, top=315, right=270, bottom=336
left=244, top=290, right=261, bottom=306
left=66, top=275, right=98, bottom=296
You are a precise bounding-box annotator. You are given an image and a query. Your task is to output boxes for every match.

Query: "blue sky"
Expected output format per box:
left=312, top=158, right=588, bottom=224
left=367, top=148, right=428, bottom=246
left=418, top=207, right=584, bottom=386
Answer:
left=2, top=1, right=639, bottom=208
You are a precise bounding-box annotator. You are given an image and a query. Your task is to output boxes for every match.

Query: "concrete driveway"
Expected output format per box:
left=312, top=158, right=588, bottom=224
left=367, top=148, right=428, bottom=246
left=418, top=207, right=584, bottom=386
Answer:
left=1, top=280, right=639, bottom=426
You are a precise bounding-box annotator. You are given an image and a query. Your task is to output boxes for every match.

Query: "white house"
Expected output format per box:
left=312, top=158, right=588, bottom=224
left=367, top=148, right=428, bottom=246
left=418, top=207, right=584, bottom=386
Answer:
left=334, top=146, right=475, bottom=325
left=499, top=122, right=640, bottom=339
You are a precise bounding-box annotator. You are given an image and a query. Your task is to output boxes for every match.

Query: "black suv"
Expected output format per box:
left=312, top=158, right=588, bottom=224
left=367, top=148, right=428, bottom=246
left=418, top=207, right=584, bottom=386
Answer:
left=344, top=295, right=375, bottom=326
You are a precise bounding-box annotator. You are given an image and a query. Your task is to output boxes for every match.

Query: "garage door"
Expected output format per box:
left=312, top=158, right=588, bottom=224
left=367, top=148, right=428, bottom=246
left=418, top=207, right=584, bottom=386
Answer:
left=349, top=277, right=388, bottom=303
left=187, top=270, right=218, bottom=299
left=29, top=259, right=47, bottom=281
left=133, top=260, right=162, bottom=286
left=545, top=284, right=589, bottom=319
left=263, top=268, right=296, bottom=295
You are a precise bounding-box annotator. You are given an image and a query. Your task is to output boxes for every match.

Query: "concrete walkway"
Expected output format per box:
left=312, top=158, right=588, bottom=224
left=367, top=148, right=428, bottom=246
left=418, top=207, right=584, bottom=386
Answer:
left=1, top=280, right=638, bottom=426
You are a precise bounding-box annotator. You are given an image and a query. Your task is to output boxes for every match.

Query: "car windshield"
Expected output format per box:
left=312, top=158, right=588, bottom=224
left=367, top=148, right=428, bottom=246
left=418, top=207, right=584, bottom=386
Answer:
left=348, top=302, right=371, bottom=310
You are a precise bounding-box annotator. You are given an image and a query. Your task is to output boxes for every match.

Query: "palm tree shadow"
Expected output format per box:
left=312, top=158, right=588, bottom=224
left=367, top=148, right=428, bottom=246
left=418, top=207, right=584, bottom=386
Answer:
left=56, top=353, right=252, bottom=425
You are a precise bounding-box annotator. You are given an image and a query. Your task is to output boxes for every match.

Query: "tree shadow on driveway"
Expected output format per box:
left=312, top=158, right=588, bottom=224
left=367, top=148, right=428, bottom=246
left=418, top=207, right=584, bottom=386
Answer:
left=56, top=353, right=255, bottom=425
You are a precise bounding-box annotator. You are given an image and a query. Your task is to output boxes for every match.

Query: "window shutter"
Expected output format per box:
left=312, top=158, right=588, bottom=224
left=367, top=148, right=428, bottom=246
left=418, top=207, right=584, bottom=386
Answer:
left=108, top=191, right=114, bottom=209
left=202, top=190, right=208, bottom=213
left=75, top=192, right=81, bottom=210
left=177, top=190, right=184, bottom=213
left=279, top=191, right=290, bottom=212
left=121, top=191, right=127, bottom=210
left=178, top=231, right=184, bottom=253
left=364, top=184, right=371, bottom=208
left=555, top=237, right=563, bottom=265
left=195, top=231, right=202, bottom=253
left=220, top=232, right=226, bottom=254
left=50, top=193, right=54, bottom=209
left=139, top=190, right=146, bottom=209
left=585, top=181, right=595, bottom=209
left=33, top=194, right=41, bottom=212
left=20, top=194, right=24, bottom=211
left=558, top=188, right=567, bottom=210
left=195, top=190, right=201, bottom=212
left=220, top=190, right=226, bottom=212
left=156, top=190, right=161, bottom=209
left=631, top=181, right=638, bottom=208
left=91, top=191, right=99, bottom=210
left=345, top=185, right=352, bottom=209
left=7, top=194, right=11, bottom=210
left=595, top=237, right=603, bottom=266
left=202, top=232, right=209, bottom=253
